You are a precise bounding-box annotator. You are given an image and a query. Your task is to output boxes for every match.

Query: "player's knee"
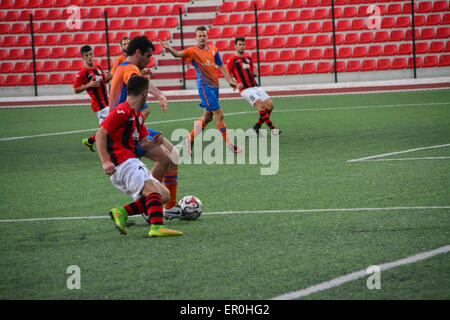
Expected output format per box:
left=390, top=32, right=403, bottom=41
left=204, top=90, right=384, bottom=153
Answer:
left=265, top=101, right=274, bottom=110
left=142, top=181, right=169, bottom=203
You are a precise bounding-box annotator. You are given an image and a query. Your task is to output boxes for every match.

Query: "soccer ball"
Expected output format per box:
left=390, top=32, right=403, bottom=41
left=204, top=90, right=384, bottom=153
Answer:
left=178, top=195, right=202, bottom=220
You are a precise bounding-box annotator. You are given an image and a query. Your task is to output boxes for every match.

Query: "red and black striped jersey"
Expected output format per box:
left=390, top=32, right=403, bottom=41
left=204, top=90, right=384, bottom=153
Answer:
left=101, top=101, right=148, bottom=166
left=73, top=63, right=109, bottom=112
left=226, top=54, right=258, bottom=93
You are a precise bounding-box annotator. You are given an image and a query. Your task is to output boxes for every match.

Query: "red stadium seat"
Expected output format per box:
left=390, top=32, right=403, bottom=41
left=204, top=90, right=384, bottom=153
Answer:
left=213, top=15, right=228, bottom=26
left=28, top=0, right=41, bottom=8
left=208, top=28, right=220, bottom=39
left=382, top=44, right=397, bottom=56
left=286, top=63, right=300, bottom=75
left=436, top=27, right=450, bottom=39
left=391, top=58, right=407, bottom=70
left=251, top=51, right=264, bottom=63
left=73, top=33, right=86, bottom=45
left=263, top=0, right=277, bottom=10
left=150, top=18, right=164, bottom=28
left=329, top=7, right=341, bottom=19
left=259, top=65, right=271, bottom=76
left=299, top=10, right=313, bottom=20
left=0, top=62, right=13, bottom=73
left=279, top=50, right=293, bottom=61
left=145, top=6, right=157, bottom=16
left=417, top=1, right=432, bottom=13
left=95, top=20, right=106, bottom=31
left=423, top=56, right=438, bottom=68
left=229, top=14, right=242, bottom=24
left=426, top=14, right=441, bottom=26
left=395, top=16, right=410, bottom=28
left=271, top=64, right=286, bottom=76
left=222, top=27, right=234, bottom=38
left=18, top=75, right=32, bottom=86
left=342, top=6, right=357, bottom=18
left=361, top=60, right=376, bottom=72
left=70, top=60, right=84, bottom=71
left=271, top=11, right=284, bottom=22
left=5, top=10, right=19, bottom=21
left=438, top=55, right=450, bottom=67
left=94, top=46, right=107, bottom=57
left=44, top=35, right=58, bottom=46
left=381, top=17, right=395, bottom=29
left=14, top=61, right=27, bottom=73
left=359, top=32, right=374, bottom=44
left=0, top=0, right=12, bottom=9
left=36, top=48, right=50, bottom=59
left=215, top=40, right=229, bottom=51
left=236, top=26, right=249, bottom=37
left=308, top=48, right=322, bottom=60
left=306, top=22, right=321, bottom=33
left=398, top=43, right=412, bottom=55
left=246, top=39, right=256, bottom=50
left=42, top=61, right=56, bottom=72
left=374, top=31, right=389, bottom=43
left=144, top=30, right=157, bottom=41
left=313, top=8, right=327, bottom=20
left=402, top=2, right=416, bottom=14
left=235, top=1, right=250, bottom=11
left=338, top=47, right=352, bottom=59
left=305, top=0, right=320, bottom=7
left=164, top=17, right=178, bottom=28
left=220, top=1, right=234, bottom=12
left=62, top=74, right=76, bottom=85
left=81, top=20, right=94, bottom=32
left=32, top=35, right=44, bottom=46
left=157, top=30, right=171, bottom=41
left=345, top=60, right=361, bottom=72
left=56, top=60, right=71, bottom=71
left=272, top=37, right=285, bottom=48
left=264, top=51, right=279, bottom=62
left=293, top=23, right=307, bottom=34
left=34, top=10, right=48, bottom=20
left=405, top=29, right=419, bottom=41
left=387, top=3, right=402, bottom=15
left=137, top=18, right=150, bottom=29
left=243, top=13, right=255, bottom=24
left=257, top=12, right=271, bottom=23
left=36, top=74, right=48, bottom=86
left=16, top=35, right=30, bottom=46
left=258, top=38, right=271, bottom=49
left=336, top=20, right=350, bottom=32
left=353, top=46, right=367, bottom=58
left=28, top=61, right=42, bottom=73
left=158, top=5, right=171, bottom=15
left=130, top=6, right=144, bottom=17
left=249, top=26, right=263, bottom=37
left=294, top=49, right=307, bottom=61
left=429, top=41, right=444, bottom=53
left=278, top=24, right=292, bottom=35
left=432, top=0, right=448, bottom=12
left=185, top=68, right=196, bottom=80
left=376, top=59, right=391, bottom=71
left=389, top=30, right=403, bottom=42
left=285, top=11, right=299, bottom=22
left=172, top=4, right=185, bottom=15
left=413, top=15, right=426, bottom=27
left=323, top=48, right=334, bottom=59
left=344, top=33, right=358, bottom=45
left=350, top=19, right=365, bottom=31
left=415, top=42, right=428, bottom=54
left=250, top=0, right=263, bottom=10
left=300, top=62, right=315, bottom=74
left=408, top=57, right=422, bottom=69
left=316, top=62, right=330, bottom=73
left=300, top=35, right=314, bottom=47
left=315, top=34, right=329, bottom=46
left=286, top=36, right=300, bottom=48
left=2, top=36, right=16, bottom=47
left=367, top=45, right=382, bottom=57
left=292, top=0, right=305, bottom=8
left=87, top=33, right=101, bottom=44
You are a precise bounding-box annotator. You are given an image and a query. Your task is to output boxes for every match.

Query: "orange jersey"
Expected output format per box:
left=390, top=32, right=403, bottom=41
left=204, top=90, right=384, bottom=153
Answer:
left=182, top=45, right=223, bottom=88
left=111, top=54, right=127, bottom=74
left=109, top=61, right=141, bottom=110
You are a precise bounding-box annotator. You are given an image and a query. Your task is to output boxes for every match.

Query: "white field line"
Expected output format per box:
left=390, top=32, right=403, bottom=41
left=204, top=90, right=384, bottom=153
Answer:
left=364, top=157, right=450, bottom=161
left=0, top=205, right=448, bottom=223
left=0, top=101, right=448, bottom=142
left=347, top=144, right=450, bottom=163
left=270, top=244, right=450, bottom=300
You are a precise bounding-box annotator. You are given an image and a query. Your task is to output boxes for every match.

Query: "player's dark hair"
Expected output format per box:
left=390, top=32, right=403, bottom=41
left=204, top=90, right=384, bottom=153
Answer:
left=80, top=45, right=92, bottom=54
left=195, top=26, right=208, bottom=33
left=127, top=36, right=155, bottom=56
left=235, top=37, right=246, bottom=44
left=127, top=75, right=149, bottom=97
left=120, top=36, right=130, bottom=45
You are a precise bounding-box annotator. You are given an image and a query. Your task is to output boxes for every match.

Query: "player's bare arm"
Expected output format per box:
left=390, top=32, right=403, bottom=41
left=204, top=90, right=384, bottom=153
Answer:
left=104, top=71, right=113, bottom=83
left=95, top=126, right=116, bottom=176
left=220, top=64, right=242, bottom=90
left=74, top=80, right=99, bottom=94
left=160, top=40, right=185, bottom=58
left=147, top=82, right=168, bottom=112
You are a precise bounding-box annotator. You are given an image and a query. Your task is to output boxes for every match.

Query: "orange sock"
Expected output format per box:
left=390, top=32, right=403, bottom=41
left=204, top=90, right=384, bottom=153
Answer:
left=163, top=170, right=178, bottom=209
left=217, top=123, right=232, bottom=146
left=189, top=118, right=206, bottom=142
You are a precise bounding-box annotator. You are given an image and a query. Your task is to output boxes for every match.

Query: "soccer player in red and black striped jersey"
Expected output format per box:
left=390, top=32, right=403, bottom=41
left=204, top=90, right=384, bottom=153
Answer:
left=96, top=75, right=182, bottom=238
left=74, top=45, right=113, bottom=152
left=226, top=37, right=281, bottom=136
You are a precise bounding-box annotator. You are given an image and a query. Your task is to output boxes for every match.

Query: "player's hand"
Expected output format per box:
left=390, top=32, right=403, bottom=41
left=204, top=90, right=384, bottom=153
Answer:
left=152, top=132, right=164, bottom=145
left=88, top=80, right=100, bottom=88
left=159, top=95, right=168, bottom=112
left=160, top=40, right=170, bottom=49
left=103, top=161, right=116, bottom=176
left=141, top=69, right=153, bottom=76
left=105, top=71, right=113, bottom=81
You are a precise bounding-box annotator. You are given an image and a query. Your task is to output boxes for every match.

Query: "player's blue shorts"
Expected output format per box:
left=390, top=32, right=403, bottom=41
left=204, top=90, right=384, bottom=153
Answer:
left=198, top=87, right=221, bottom=111
left=137, top=128, right=160, bottom=157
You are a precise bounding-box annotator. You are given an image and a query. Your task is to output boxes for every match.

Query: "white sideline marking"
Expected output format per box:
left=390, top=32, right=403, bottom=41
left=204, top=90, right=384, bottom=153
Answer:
left=347, top=144, right=450, bottom=163
left=364, top=157, right=450, bottom=162
left=0, top=101, right=448, bottom=142
left=0, top=206, right=448, bottom=223
left=270, top=244, right=450, bottom=300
